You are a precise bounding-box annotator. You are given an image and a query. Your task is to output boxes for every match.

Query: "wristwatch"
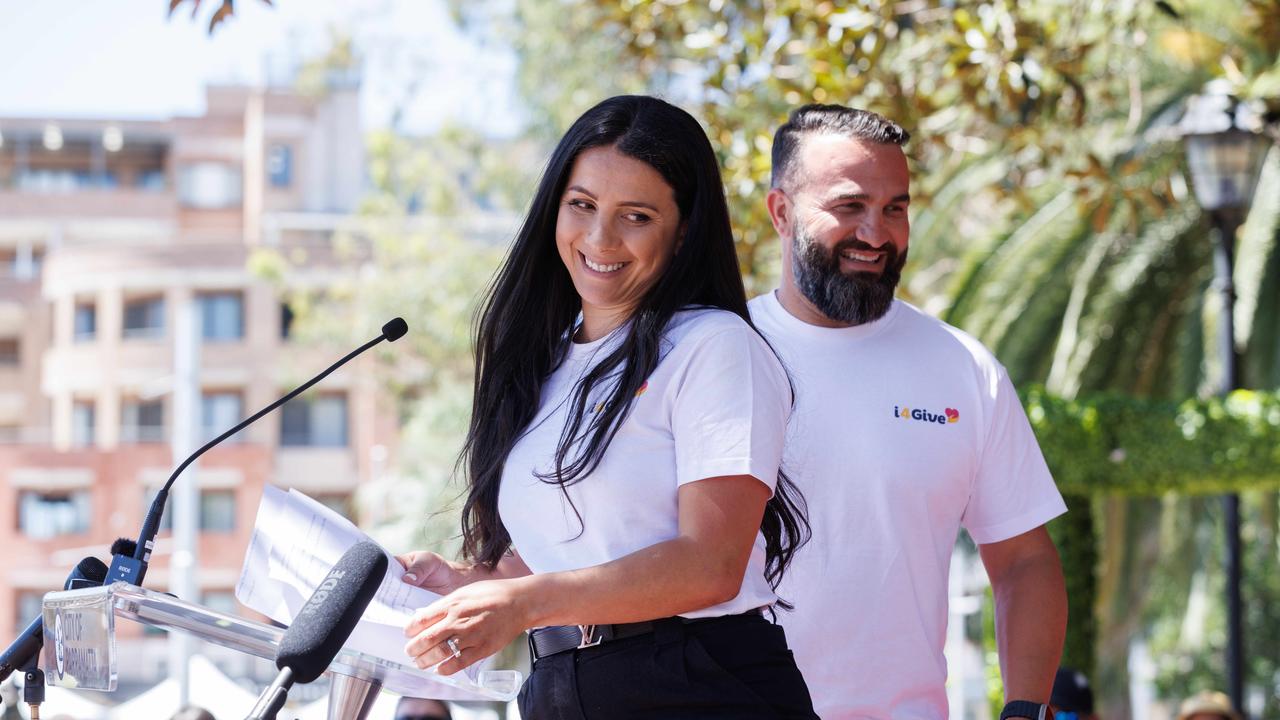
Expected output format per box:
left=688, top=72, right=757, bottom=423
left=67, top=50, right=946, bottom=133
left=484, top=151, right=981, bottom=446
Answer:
left=1000, top=701, right=1051, bottom=720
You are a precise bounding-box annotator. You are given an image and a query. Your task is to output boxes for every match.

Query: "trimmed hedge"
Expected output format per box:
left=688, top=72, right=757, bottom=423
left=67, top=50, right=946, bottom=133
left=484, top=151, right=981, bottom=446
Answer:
left=1025, top=388, right=1280, bottom=496
left=1026, top=387, right=1280, bottom=679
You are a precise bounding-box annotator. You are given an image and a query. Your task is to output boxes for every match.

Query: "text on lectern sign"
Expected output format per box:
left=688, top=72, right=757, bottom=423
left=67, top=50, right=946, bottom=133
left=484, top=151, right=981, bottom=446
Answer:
left=41, top=586, right=117, bottom=691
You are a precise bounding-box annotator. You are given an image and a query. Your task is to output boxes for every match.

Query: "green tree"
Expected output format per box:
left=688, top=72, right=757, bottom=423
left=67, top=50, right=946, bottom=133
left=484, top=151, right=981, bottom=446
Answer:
left=482, top=0, right=1280, bottom=716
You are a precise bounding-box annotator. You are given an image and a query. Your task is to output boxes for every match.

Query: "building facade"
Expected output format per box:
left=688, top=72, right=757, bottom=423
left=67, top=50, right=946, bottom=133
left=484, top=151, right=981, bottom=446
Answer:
left=0, top=77, right=394, bottom=688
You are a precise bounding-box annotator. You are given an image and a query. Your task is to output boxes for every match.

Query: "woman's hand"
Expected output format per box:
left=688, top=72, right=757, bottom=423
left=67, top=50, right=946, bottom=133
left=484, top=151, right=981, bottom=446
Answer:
left=395, top=551, right=469, bottom=595
left=403, top=578, right=532, bottom=676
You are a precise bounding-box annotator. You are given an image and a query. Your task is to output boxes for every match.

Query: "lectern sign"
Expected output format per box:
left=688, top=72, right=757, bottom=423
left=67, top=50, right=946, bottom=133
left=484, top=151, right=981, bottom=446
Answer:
left=41, top=586, right=117, bottom=691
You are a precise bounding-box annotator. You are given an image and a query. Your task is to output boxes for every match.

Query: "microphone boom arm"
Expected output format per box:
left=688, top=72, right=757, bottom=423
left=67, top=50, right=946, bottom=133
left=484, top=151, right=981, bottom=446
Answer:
left=126, top=319, right=407, bottom=583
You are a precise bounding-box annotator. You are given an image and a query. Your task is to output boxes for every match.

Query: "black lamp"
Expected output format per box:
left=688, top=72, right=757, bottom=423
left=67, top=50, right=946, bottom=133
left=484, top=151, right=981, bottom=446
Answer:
left=1178, top=86, right=1273, bottom=716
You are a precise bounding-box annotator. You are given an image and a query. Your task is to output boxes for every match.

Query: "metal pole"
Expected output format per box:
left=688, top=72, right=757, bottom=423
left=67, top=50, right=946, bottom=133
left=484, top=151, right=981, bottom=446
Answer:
left=170, top=297, right=202, bottom=708
left=1212, top=209, right=1244, bottom=712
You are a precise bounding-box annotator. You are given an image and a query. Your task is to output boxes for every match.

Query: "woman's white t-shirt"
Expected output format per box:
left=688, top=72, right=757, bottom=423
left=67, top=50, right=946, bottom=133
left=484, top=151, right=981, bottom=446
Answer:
left=498, top=308, right=790, bottom=618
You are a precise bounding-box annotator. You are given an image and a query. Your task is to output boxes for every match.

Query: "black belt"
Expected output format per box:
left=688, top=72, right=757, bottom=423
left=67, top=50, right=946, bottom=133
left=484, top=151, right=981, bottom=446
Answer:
left=528, top=608, right=764, bottom=661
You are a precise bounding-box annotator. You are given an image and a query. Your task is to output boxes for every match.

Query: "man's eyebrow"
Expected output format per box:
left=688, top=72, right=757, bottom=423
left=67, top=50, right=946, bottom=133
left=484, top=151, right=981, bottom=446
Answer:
left=830, top=192, right=912, bottom=203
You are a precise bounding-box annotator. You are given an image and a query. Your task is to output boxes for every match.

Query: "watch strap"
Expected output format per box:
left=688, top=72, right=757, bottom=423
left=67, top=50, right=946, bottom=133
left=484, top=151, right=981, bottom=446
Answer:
left=1001, top=701, right=1050, bottom=720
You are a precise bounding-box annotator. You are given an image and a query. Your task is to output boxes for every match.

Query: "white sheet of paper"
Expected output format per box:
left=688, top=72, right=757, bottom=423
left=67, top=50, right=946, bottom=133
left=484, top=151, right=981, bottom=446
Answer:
left=236, top=485, right=500, bottom=700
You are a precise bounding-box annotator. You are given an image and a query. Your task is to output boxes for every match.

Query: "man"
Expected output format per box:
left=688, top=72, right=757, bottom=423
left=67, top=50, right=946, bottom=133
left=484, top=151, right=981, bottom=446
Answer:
left=748, top=104, right=1068, bottom=719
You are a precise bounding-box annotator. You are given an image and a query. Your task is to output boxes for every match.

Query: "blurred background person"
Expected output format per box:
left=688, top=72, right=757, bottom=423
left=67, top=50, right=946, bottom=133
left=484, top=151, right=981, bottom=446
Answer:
left=170, top=705, right=217, bottom=720
left=394, top=696, right=452, bottom=720
left=1177, top=691, right=1241, bottom=720
left=1051, top=667, right=1098, bottom=720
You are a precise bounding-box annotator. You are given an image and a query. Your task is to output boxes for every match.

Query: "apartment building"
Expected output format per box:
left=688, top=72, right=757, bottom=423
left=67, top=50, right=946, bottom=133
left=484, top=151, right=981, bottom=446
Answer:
left=0, top=74, right=396, bottom=687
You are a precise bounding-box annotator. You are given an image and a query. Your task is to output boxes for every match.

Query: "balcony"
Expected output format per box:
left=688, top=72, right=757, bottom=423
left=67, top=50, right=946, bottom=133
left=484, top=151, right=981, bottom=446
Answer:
left=0, top=188, right=179, bottom=221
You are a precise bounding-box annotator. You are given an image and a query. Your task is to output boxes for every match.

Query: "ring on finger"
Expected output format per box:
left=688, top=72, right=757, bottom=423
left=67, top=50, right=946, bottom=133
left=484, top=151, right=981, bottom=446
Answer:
left=447, top=636, right=463, bottom=660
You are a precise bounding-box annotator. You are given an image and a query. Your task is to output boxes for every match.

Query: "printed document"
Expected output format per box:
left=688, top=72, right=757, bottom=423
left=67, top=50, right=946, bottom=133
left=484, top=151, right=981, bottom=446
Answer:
left=236, top=485, right=509, bottom=700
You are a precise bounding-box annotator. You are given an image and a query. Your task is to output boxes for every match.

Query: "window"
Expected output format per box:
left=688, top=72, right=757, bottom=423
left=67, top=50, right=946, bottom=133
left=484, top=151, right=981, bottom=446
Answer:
left=142, top=489, right=234, bottom=532
left=141, top=488, right=173, bottom=533
left=15, top=591, right=43, bottom=634
left=136, top=169, right=166, bottom=191
left=200, top=490, right=236, bottom=532
left=314, top=493, right=353, bottom=520
left=10, top=249, right=41, bottom=280
left=177, top=163, right=242, bottom=209
left=280, top=302, right=294, bottom=340
left=18, top=490, right=91, bottom=539
left=201, top=590, right=239, bottom=617
left=0, top=338, right=18, bottom=366
left=74, top=303, right=96, bottom=341
left=201, top=391, right=243, bottom=444
left=198, top=292, right=243, bottom=341
left=121, top=399, right=165, bottom=443
left=280, top=395, right=348, bottom=447
left=71, top=400, right=94, bottom=447
left=266, top=144, right=292, bottom=188
left=123, top=297, right=164, bottom=339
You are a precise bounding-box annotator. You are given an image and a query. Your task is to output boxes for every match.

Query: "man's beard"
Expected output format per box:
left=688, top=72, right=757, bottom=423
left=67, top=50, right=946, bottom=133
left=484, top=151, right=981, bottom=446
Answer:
left=791, top=228, right=907, bottom=326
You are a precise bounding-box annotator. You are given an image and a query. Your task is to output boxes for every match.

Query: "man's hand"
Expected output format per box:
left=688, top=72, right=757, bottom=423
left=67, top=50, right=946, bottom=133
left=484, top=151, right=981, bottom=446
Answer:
left=979, top=525, right=1067, bottom=704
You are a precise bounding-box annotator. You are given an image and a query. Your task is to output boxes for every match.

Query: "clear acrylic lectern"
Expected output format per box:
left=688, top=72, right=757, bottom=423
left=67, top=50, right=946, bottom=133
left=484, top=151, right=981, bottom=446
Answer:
left=41, top=582, right=521, bottom=719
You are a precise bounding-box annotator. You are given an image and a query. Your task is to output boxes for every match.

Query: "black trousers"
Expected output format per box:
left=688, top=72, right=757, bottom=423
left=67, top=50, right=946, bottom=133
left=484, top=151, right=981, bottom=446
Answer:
left=517, top=612, right=818, bottom=720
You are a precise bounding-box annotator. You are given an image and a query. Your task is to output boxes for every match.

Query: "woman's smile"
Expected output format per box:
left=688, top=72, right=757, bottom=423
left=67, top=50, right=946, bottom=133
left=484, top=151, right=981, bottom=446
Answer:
left=580, top=251, right=629, bottom=275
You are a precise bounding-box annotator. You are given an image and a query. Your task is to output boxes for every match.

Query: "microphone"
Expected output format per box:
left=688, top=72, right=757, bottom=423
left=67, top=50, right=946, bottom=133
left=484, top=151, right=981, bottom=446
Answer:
left=0, top=556, right=109, bottom=682
left=110, top=318, right=409, bottom=587
left=245, top=541, right=389, bottom=720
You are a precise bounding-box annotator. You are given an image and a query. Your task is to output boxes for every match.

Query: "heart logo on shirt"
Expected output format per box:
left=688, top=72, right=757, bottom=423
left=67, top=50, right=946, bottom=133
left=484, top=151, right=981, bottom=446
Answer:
left=893, top=405, right=960, bottom=426
left=592, top=380, right=651, bottom=414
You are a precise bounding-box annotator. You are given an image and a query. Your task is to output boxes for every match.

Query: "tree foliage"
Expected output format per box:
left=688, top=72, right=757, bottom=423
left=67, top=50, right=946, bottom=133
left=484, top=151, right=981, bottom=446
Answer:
left=168, top=0, right=274, bottom=34
left=261, top=1, right=1280, bottom=714
left=484, top=0, right=1280, bottom=715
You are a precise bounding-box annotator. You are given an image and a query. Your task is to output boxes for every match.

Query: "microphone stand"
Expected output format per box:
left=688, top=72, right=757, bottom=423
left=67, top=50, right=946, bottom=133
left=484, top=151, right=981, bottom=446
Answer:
left=245, top=666, right=293, bottom=720
left=109, top=317, right=408, bottom=587
left=20, top=656, right=43, bottom=720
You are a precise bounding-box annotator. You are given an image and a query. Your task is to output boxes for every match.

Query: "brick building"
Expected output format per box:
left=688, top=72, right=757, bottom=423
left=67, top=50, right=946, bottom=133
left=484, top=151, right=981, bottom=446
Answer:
left=0, top=74, right=395, bottom=687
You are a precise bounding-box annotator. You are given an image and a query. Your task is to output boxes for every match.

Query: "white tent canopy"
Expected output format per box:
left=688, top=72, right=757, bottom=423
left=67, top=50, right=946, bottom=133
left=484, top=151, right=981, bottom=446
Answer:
left=105, top=655, right=258, bottom=719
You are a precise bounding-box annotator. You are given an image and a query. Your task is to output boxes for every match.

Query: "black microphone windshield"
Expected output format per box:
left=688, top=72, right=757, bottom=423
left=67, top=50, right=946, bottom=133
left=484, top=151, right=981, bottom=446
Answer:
left=276, top=541, right=388, bottom=683
left=69, top=557, right=108, bottom=589
left=110, top=538, right=138, bottom=557
left=381, top=317, right=408, bottom=342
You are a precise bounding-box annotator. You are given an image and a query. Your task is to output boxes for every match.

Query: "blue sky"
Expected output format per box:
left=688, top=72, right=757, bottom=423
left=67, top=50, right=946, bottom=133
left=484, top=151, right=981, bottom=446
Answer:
left=0, top=0, right=523, bottom=136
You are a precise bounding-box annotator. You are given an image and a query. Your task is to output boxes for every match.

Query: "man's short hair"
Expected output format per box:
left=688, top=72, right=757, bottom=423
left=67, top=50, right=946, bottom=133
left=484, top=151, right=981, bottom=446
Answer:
left=770, top=104, right=910, bottom=190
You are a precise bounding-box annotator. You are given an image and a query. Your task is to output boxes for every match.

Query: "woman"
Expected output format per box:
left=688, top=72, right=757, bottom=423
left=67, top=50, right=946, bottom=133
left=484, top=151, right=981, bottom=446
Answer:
left=399, top=95, right=816, bottom=719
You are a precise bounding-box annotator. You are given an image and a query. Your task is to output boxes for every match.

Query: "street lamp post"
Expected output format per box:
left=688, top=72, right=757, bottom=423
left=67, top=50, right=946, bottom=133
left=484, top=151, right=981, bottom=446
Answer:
left=1179, top=89, right=1273, bottom=715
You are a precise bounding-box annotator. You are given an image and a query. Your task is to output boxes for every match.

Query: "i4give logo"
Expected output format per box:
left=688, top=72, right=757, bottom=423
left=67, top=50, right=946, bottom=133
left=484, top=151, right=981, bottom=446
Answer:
left=894, top=405, right=960, bottom=425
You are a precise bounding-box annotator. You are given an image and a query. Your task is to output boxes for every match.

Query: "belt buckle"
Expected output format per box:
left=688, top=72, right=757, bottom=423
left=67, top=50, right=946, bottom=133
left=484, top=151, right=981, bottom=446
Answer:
left=577, top=624, right=603, bottom=649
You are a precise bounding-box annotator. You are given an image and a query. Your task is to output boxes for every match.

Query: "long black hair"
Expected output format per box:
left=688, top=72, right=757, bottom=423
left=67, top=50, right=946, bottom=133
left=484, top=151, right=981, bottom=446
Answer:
left=459, top=95, right=808, bottom=595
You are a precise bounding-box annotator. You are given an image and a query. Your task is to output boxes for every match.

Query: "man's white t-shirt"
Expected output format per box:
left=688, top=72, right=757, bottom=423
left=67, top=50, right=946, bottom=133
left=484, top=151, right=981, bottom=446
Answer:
left=499, top=308, right=791, bottom=618
left=749, top=291, right=1066, bottom=720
